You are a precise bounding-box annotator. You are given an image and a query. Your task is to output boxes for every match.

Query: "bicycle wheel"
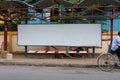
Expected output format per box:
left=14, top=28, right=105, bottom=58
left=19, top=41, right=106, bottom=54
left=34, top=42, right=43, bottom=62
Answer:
left=97, top=53, right=116, bottom=71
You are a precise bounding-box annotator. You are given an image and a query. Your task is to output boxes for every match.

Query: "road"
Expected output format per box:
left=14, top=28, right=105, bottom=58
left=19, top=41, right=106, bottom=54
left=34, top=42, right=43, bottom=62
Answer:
left=0, top=65, right=120, bottom=80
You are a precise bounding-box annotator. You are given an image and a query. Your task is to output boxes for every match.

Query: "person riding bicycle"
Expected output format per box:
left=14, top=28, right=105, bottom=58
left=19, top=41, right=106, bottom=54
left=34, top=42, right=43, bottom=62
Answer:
left=111, top=31, right=120, bottom=61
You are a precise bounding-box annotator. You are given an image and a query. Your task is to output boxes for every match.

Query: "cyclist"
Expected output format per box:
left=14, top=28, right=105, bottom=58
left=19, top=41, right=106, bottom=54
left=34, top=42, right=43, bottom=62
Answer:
left=111, top=31, right=120, bottom=61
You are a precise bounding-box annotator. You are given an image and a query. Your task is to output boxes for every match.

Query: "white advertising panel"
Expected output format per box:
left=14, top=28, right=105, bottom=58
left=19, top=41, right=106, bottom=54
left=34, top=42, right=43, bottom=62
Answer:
left=18, top=24, right=101, bottom=47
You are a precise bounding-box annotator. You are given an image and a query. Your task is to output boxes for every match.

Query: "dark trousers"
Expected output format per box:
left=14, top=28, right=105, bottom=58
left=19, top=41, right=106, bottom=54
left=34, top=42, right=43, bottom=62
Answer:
left=115, top=46, right=120, bottom=59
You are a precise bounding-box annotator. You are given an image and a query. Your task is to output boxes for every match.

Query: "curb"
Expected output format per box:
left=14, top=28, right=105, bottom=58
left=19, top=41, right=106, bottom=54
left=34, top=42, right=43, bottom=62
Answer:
left=0, top=61, right=98, bottom=68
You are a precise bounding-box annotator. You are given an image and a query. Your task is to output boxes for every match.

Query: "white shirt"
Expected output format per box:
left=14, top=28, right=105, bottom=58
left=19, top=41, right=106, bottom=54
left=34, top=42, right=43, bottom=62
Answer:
left=111, top=35, right=120, bottom=51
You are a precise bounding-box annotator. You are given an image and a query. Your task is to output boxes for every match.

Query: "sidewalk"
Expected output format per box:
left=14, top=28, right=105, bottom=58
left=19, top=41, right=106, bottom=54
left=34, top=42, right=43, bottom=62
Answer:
left=0, top=54, right=98, bottom=68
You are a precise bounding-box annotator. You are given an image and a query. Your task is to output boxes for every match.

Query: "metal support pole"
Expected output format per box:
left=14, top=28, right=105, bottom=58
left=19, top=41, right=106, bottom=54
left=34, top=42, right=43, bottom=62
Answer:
left=92, top=47, right=95, bottom=58
left=52, top=0, right=55, bottom=17
left=110, top=7, right=114, bottom=45
left=4, top=20, right=8, bottom=51
left=25, top=46, right=28, bottom=57
left=110, top=19, right=113, bottom=45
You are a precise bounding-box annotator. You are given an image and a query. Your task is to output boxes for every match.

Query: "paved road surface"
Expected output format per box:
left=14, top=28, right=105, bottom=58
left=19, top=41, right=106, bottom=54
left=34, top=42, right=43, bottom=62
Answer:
left=0, top=66, right=120, bottom=80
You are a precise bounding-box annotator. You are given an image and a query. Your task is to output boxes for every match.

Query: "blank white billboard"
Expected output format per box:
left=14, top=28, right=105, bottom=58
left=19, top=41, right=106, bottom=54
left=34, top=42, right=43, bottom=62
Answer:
left=18, top=24, right=101, bottom=47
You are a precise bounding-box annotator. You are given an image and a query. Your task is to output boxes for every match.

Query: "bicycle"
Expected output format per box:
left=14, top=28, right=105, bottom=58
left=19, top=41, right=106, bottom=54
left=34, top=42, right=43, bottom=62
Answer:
left=97, top=52, right=120, bottom=71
